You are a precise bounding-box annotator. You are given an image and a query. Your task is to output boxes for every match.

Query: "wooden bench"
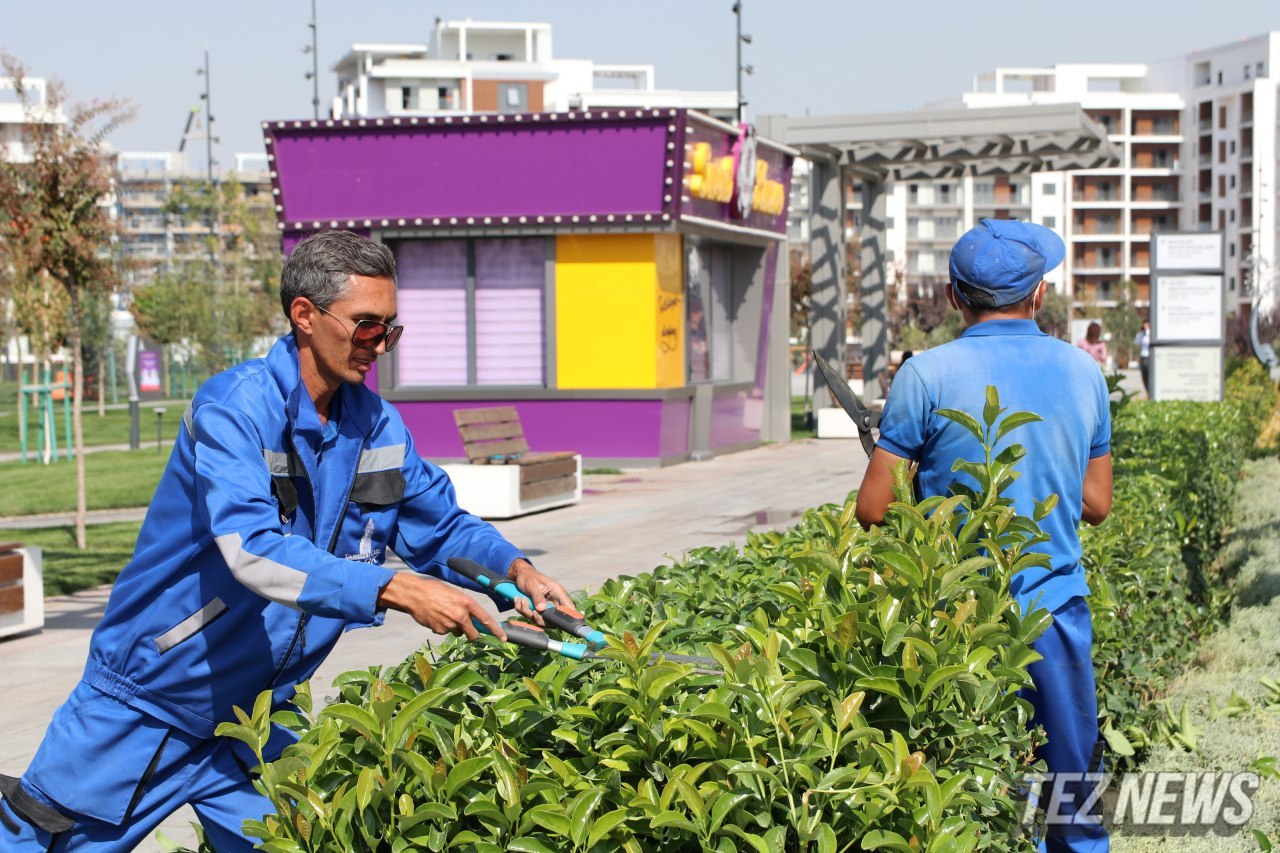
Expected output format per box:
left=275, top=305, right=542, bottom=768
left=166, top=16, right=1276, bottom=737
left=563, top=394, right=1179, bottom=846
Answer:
left=440, top=407, right=582, bottom=519
left=0, top=541, right=44, bottom=640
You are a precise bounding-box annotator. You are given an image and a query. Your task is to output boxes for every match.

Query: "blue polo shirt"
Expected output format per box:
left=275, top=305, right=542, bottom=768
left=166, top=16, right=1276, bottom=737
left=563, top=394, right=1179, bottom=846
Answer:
left=876, top=319, right=1111, bottom=614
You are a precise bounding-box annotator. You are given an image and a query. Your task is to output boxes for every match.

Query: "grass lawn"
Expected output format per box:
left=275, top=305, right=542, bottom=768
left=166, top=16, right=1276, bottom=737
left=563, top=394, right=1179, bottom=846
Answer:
left=0, top=449, right=168, bottom=516
left=0, top=402, right=186, bottom=454
left=791, top=396, right=816, bottom=441
left=11, top=521, right=142, bottom=596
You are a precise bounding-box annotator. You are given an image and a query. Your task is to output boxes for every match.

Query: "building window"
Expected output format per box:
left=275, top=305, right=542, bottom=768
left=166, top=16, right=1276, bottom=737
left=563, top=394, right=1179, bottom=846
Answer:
left=1043, top=182, right=1057, bottom=195
left=1230, top=276, right=1235, bottom=291
left=1230, top=209, right=1236, bottom=223
left=1219, top=106, right=1227, bottom=128
left=1219, top=175, right=1226, bottom=196
left=1043, top=215, right=1057, bottom=229
left=1230, top=243, right=1236, bottom=257
left=391, top=238, right=547, bottom=387
left=1230, top=174, right=1236, bottom=188
left=401, top=86, right=414, bottom=110
left=1230, top=140, right=1236, bottom=154
left=1217, top=71, right=1223, bottom=85
left=497, top=83, right=529, bottom=113
left=1219, top=141, right=1226, bottom=163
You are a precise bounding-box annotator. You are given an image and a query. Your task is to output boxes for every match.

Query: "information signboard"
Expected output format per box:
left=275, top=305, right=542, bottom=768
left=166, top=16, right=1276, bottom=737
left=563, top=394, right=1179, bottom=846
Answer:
left=1152, top=346, right=1223, bottom=402
left=1151, top=275, right=1225, bottom=344
left=1152, top=233, right=1224, bottom=272
left=138, top=350, right=161, bottom=394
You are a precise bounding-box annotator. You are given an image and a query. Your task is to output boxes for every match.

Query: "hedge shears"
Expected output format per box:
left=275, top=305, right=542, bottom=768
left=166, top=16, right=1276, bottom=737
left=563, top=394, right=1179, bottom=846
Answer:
left=447, top=557, right=721, bottom=675
left=811, top=348, right=879, bottom=458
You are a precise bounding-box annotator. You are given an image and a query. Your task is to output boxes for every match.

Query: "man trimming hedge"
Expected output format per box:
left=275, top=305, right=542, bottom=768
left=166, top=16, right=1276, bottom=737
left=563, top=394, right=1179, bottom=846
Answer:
left=0, top=231, right=571, bottom=850
left=856, top=219, right=1114, bottom=852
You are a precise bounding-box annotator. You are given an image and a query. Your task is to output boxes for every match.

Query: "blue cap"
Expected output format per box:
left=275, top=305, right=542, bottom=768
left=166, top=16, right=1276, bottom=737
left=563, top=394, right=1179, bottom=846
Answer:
left=949, top=219, right=1065, bottom=307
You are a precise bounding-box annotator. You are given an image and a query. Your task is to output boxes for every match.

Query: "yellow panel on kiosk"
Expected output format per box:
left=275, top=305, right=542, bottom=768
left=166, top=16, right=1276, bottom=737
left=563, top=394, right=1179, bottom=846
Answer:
left=555, top=234, right=659, bottom=389
left=653, top=233, right=685, bottom=388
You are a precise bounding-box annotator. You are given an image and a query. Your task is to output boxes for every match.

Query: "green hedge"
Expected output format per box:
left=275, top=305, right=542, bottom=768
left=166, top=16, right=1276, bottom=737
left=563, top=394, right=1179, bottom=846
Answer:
left=221, top=369, right=1279, bottom=849
left=1084, top=361, right=1277, bottom=767
left=225, top=395, right=1053, bottom=851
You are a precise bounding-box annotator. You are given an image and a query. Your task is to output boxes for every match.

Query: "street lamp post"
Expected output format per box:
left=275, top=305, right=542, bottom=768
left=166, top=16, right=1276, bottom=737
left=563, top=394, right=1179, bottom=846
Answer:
left=733, top=2, right=753, bottom=124
left=304, top=0, right=320, bottom=119
left=196, top=47, right=219, bottom=265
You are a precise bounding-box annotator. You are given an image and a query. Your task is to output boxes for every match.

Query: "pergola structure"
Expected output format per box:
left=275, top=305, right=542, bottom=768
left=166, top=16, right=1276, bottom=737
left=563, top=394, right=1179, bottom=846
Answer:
left=758, top=104, right=1121, bottom=401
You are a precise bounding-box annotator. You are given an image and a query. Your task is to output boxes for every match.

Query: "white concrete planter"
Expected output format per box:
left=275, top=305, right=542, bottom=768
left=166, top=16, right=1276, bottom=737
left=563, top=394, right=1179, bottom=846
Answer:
left=0, top=545, right=44, bottom=640
left=442, top=455, right=582, bottom=520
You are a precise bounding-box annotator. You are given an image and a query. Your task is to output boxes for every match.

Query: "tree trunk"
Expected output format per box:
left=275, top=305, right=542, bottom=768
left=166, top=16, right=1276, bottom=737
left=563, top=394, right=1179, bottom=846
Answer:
left=98, top=343, right=106, bottom=417
left=68, top=284, right=87, bottom=551
left=162, top=343, right=171, bottom=398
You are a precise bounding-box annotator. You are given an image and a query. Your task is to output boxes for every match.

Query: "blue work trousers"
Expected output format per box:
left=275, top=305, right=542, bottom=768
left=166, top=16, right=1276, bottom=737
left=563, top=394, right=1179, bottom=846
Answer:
left=0, top=682, right=288, bottom=851
left=1022, top=595, right=1109, bottom=853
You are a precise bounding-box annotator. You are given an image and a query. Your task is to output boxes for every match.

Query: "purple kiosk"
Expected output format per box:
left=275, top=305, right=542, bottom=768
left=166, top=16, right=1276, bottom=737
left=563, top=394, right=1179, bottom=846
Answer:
left=265, top=108, right=794, bottom=466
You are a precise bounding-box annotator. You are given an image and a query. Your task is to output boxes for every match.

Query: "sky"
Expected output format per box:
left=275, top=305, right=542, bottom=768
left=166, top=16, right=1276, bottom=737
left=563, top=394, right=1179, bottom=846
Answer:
left=4, top=1, right=1279, bottom=163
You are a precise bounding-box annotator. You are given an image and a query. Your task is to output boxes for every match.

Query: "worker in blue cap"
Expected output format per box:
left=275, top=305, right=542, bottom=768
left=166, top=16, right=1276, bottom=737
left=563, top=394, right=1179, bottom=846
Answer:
left=856, top=218, right=1113, bottom=851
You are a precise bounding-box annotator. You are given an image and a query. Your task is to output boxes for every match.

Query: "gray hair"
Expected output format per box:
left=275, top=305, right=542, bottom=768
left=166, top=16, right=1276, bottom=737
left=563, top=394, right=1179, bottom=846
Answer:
left=280, top=230, right=397, bottom=321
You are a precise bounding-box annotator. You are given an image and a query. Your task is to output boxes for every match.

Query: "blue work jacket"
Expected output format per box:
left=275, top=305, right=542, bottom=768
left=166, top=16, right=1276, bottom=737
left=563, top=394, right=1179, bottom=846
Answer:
left=81, top=335, right=524, bottom=738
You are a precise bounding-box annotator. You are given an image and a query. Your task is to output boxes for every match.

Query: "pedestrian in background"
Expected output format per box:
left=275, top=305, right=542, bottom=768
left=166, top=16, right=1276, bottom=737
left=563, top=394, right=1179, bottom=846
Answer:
left=1077, top=321, right=1108, bottom=369
left=1134, top=320, right=1151, bottom=397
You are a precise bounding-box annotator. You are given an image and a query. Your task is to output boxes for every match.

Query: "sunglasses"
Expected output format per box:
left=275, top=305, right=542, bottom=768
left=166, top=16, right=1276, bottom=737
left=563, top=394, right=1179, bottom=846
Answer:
left=312, top=302, right=404, bottom=352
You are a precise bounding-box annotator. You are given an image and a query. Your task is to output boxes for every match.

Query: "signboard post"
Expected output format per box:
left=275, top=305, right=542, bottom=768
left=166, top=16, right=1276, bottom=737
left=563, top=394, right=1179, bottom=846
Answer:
left=1149, top=232, right=1225, bottom=402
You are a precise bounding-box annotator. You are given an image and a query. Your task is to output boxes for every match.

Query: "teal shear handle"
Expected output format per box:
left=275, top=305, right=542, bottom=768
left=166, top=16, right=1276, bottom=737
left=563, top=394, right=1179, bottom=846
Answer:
left=448, top=557, right=607, bottom=647
left=471, top=618, right=589, bottom=661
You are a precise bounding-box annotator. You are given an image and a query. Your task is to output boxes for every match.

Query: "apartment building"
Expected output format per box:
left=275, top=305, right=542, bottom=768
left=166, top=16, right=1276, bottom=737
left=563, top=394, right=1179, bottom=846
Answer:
left=870, top=32, right=1279, bottom=317
left=331, top=19, right=737, bottom=121
left=114, top=151, right=272, bottom=285
left=1, top=75, right=64, bottom=163
left=958, top=63, right=1185, bottom=309
left=1185, top=34, right=1279, bottom=311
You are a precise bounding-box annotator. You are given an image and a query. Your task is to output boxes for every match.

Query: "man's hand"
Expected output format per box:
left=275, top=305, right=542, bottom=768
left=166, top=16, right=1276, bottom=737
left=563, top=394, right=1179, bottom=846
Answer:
left=376, top=572, right=506, bottom=642
left=506, top=558, right=571, bottom=624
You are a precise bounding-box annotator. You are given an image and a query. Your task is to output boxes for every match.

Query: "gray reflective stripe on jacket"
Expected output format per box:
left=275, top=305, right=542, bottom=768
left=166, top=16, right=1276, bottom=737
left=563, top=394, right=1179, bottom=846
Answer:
left=358, top=444, right=404, bottom=472
left=214, top=532, right=307, bottom=609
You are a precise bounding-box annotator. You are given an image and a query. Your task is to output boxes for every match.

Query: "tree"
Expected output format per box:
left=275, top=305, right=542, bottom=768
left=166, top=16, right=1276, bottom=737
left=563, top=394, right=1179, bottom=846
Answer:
left=130, top=273, right=210, bottom=395
left=164, top=175, right=284, bottom=372
left=1097, top=280, right=1145, bottom=367
left=0, top=54, right=133, bottom=549
left=1036, top=289, right=1072, bottom=341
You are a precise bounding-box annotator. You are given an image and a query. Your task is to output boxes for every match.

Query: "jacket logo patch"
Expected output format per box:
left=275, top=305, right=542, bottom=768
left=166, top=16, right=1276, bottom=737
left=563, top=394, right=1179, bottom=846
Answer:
left=345, top=518, right=382, bottom=563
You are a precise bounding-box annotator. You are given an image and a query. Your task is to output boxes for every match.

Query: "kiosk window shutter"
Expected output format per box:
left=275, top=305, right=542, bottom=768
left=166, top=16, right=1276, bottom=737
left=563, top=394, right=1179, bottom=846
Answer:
left=394, top=239, right=470, bottom=385
left=474, top=238, right=545, bottom=385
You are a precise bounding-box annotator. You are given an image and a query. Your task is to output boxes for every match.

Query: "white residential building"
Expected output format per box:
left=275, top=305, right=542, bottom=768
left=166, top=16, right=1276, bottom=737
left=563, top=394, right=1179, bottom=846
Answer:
left=875, top=32, right=1279, bottom=318
left=1184, top=33, right=1279, bottom=311
left=114, top=151, right=273, bottom=283
left=331, top=19, right=737, bottom=122
left=0, top=75, right=63, bottom=163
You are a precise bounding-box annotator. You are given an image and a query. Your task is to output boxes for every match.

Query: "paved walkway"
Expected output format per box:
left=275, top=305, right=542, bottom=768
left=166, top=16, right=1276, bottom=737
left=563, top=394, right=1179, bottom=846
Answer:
left=0, top=436, right=867, bottom=851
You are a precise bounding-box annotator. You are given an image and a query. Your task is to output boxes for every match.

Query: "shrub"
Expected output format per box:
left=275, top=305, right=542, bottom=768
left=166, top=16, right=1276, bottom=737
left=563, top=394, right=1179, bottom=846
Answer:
left=224, top=393, right=1054, bottom=851
left=1084, top=370, right=1275, bottom=767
